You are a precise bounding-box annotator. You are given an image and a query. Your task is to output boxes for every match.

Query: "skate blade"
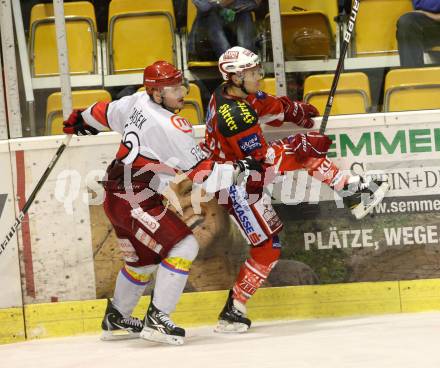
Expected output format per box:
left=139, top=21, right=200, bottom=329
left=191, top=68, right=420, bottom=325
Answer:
left=352, top=181, right=390, bottom=220
left=214, top=320, right=249, bottom=334
left=140, top=327, right=184, bottom=346
left=100, top=329, right=140, bottom=341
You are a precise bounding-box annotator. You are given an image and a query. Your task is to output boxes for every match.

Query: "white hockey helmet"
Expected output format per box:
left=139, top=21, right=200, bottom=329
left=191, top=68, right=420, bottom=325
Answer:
left=218, top=46, right=261, bottom=81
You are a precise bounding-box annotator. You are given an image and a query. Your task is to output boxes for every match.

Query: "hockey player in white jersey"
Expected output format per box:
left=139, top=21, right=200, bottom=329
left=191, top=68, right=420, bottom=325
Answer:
left=63, top=60, right=263, bottom=345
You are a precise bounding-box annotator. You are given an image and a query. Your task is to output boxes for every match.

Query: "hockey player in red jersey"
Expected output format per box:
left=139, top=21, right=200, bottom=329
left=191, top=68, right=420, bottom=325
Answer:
left=202, top=46, right=390, bottom=333
left=62, top=60, right=263, bottom=345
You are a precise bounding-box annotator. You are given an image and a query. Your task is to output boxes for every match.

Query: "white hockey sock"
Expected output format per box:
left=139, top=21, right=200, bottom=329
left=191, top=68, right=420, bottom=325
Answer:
left=113, top=264, right=157, bottom=317
left=153, top=235, right=199, bottom=315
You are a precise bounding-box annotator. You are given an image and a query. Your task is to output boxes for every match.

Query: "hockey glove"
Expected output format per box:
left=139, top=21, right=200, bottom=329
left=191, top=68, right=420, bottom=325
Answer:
left=233, top=156, right=264, bottom=186
left=63, top=110, right=99, bottom=136
left=279, top=96, right=318, bottom=129
left=288, top=131, right=332, bottom=159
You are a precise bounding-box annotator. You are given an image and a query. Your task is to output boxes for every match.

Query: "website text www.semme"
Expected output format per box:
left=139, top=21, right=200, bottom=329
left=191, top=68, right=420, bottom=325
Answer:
left=374, top=198, right=440, bottom=214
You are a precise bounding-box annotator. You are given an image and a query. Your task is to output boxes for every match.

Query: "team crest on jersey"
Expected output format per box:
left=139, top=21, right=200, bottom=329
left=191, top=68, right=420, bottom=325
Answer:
left=238, top=133, right=262, bottom=154
left=171, top=115, right=192, bottom=133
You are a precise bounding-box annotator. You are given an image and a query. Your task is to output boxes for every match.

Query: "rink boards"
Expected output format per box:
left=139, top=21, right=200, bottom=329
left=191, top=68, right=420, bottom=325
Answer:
left=3, top=278, right=440, bottom=344
left=2, top=110, right=440, bottom=344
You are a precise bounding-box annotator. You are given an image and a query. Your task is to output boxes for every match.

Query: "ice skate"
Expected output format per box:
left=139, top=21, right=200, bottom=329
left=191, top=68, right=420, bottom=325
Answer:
left=140, top=300, right=185, bottom=345
left=100, top=299, right=143, bottom=341
left=215, top=290, right=251, bottom=333
left=341, top=171, right=390, bottom=219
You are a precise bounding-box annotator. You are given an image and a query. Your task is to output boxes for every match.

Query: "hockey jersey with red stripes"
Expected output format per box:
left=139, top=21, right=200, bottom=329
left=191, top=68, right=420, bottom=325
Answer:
left=81, top=91, right=235, bottom=193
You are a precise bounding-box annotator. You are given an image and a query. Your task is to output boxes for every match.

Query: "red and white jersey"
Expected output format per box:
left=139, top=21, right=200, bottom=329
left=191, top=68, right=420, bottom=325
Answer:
left=82, top=92, right=235, bottom=193
left=203, top=84, right=286, bottom=165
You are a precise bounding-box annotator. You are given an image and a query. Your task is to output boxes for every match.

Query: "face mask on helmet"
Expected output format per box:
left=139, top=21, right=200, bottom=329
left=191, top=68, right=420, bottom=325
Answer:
left=238, top=65, right=265, bottom=83
left=231, top=64, right=265, bottom=95
left=161, top=78, right=190, bottom=99
left=157, top=78, right=190, bottom=112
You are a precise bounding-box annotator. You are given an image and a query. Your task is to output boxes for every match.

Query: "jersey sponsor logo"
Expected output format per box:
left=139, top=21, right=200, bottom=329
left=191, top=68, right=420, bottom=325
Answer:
left=236, top=101, right=257, bottom=125
left=218, top=104, right=238, bottom=131
left=218, top=100, right=258, bottom=137
left=135, top=228, right=163, bottom=255
left=252, top=194, right=283, bottom=236
left=261, top=201, right=283, bottom=232
left=248, top=232, right=262, bottom=245
left=238, top=133, right=262, bottom=154
left=171, top=115, right=192, bottom=133
left=229, top=186, right=255, bottom=235
left=131, top=207, right=160, bottom=234
left=229, top=186, right=266, bottom=245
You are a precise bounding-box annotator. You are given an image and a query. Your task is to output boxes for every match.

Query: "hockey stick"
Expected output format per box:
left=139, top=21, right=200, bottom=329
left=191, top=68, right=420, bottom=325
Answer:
left=0, top=134, right=72, bottom=256
left=319, top=0, right=360, bottom=134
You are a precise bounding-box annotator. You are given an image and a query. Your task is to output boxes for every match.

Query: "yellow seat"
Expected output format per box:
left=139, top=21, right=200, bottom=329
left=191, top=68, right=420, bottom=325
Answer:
left=46, top=90, right=112, bottom=135
left=29, top=2, right=97, bottom=77
left=354, top=0, right=413, bottom=56
left=138, top=83, right=204, bottom=124
left=186, top=0, right=217, bottom=69
left=108, top=0, right=176, bottom=74
left=180, top=83, right=204, bottom=125
left=279, top=1, right=338, bottom=35
left=304, top=72, right=371, bottom=115
left=384, top=67, right=440, bottom=112
left=268, top=0, right=338, bottom=60
left=259, top=78, right=276, bottom=95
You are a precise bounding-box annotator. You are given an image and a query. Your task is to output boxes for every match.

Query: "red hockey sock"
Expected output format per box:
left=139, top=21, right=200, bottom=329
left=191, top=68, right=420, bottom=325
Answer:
left=232, top=258, right=276, bottom=304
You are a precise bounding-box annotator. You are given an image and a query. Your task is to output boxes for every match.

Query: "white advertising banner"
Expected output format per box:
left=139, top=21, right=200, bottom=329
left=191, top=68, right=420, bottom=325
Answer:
left=1, top=110, right=440, bottom=305
left=264, top=111, right=440, bottom=284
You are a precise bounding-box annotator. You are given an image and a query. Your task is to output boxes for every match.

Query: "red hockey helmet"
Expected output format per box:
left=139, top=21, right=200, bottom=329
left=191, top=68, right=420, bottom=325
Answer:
left=143, top=61, right=183, bottom=93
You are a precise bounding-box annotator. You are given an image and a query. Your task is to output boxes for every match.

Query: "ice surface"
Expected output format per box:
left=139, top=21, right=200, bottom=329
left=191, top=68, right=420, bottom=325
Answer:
left=1, top=312, right=440, bottom=368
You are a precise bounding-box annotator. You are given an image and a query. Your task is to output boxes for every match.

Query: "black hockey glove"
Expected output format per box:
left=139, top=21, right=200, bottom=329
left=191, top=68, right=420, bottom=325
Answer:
left=236, top=156, right=263, bottom=173
left=233, top=156, right=264, bottom=186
